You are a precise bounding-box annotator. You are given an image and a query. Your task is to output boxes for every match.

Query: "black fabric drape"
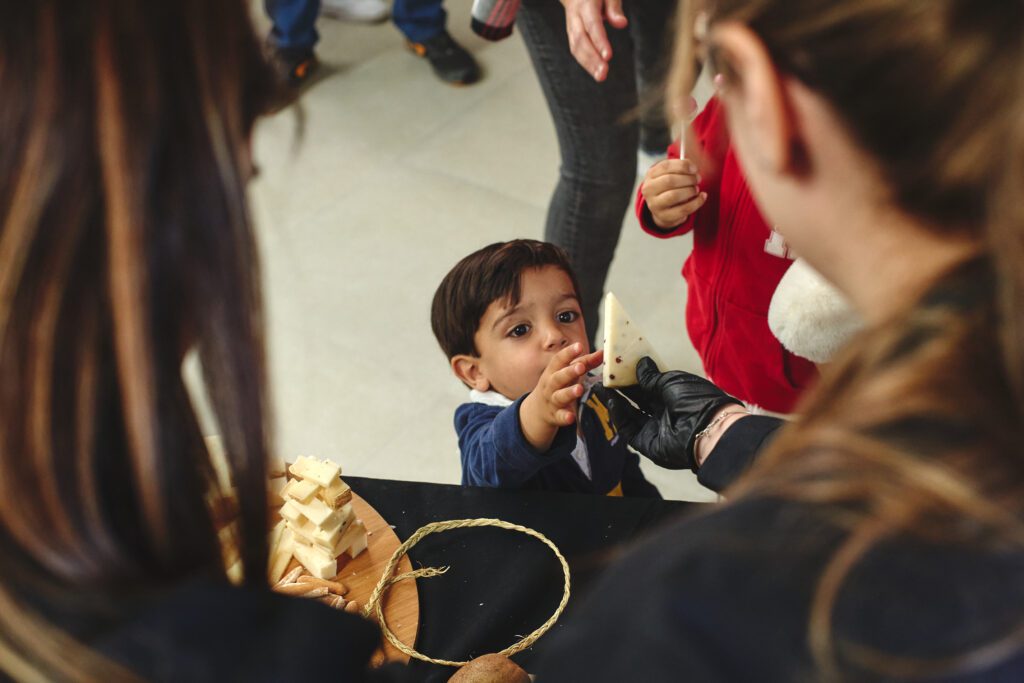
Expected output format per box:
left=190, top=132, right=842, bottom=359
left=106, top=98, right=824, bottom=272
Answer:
left=347, top=477, right=691, bottom=681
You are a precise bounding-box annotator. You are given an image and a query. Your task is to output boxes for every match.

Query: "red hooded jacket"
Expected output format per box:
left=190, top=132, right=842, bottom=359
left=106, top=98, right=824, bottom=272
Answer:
left=635, top=97, right=817, bottom=413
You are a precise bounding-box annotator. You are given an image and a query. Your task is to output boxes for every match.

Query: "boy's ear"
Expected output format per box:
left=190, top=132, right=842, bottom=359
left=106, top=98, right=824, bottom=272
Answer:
left=451, top=354, right=490, bottom=392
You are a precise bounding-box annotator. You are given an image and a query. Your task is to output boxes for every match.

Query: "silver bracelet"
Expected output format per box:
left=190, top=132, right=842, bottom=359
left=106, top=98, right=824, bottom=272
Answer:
left=693, top=409, right=749, bottom=444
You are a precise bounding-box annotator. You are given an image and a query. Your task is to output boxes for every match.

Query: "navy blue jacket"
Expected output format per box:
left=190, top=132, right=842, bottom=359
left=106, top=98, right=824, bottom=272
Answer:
left=454, top=390, right=660, bottom=498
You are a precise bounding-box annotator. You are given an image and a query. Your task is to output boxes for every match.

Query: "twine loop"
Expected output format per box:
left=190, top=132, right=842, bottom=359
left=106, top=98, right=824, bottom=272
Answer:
left=362, top=518, right=571, bottom=667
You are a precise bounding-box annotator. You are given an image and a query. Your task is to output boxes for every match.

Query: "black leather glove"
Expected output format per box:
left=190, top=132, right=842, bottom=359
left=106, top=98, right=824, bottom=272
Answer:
left=607, top=357, right=743, bottom=470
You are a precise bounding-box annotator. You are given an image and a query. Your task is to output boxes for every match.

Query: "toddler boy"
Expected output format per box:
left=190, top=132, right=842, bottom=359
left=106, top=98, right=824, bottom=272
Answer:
left=430, top=239, right=660, bottom=497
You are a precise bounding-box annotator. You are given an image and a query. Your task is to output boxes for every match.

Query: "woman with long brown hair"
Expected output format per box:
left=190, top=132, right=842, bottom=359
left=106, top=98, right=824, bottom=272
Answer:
left=0, top=1, right=386, bottom=680
left=538, top=0, right=1024, bottom=679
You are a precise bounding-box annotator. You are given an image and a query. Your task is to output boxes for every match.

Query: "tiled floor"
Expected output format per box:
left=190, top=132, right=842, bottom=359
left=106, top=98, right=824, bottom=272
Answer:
left=247, top=4, right=717, bottom=501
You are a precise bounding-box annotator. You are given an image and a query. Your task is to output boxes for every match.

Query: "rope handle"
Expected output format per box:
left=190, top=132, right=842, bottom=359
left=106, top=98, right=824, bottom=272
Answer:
left=362, top=518, right=571, bottom=667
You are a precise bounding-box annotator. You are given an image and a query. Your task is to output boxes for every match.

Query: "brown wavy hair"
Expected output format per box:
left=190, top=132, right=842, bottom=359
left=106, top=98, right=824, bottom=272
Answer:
left=431, top=239, right=582, bottom=360
left=670, top=0, right=1024, bottom=678
left=0, top=0, right=280, bottom=679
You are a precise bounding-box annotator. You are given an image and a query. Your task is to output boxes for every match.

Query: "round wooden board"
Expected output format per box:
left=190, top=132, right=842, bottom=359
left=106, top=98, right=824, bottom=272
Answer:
left=280, top=492, right=419, bottom=665
left=343, top=493, right=419, bottom=665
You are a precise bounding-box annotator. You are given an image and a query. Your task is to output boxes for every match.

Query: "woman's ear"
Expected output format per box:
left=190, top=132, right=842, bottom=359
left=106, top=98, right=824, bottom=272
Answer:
left=451, top=355, right=490, bottom=392
left=712, top=22, right=801, bottom=176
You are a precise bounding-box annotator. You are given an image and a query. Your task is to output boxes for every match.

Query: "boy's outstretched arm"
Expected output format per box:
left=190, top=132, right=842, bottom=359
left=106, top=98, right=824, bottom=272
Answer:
left=457, top=399, right=577, bottom=488
left=520, top=345, right=603, bottom=452
left=455, top=345, right=603, bottom=489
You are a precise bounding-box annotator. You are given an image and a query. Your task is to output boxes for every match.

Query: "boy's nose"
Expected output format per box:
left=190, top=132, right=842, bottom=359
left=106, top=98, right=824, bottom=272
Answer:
left=543, top=326, right=568, bottom=351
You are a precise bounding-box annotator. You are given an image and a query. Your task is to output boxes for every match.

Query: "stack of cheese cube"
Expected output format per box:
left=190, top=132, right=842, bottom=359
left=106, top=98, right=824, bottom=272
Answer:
left=268, top=456, right=368, bottom=583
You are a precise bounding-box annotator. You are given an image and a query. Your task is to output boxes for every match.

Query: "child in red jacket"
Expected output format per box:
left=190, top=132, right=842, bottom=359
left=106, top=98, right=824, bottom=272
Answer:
left=636, top=96, right=816, bottom=414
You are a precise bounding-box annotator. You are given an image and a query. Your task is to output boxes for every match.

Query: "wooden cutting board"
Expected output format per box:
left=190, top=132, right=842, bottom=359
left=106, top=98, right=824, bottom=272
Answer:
left=280, top=492, right=419, bottom=665
left=341, top=493, right=419, bottom=665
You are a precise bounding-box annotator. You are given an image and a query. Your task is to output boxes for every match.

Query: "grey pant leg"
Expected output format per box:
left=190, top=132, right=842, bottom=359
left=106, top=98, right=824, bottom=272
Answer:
left=518, top=0, right=640, bottom=344
left=631, top=0, right=675, bottom=153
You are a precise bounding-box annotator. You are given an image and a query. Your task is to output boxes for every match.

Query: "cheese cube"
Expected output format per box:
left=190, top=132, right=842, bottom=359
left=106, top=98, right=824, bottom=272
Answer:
left=334, top=502, right=354, bottom=528
left=288, top=456, right=340, bottom=488
left=345, top=522, right=368, bottom=559
left=291, top=496, right=334, bottom=527
left=291, top=515, right=346, bottom=553
left=318, top=507, right=346, bottom=537
left=316, top=501, right=352, bottom=534
left=334, top=519, right=367, bottom=558
left=281, top=478, right=318, bottom=504
left=268, top=528, right=294, bottom=584
left=292, top=539, right=337, bottom=580
left=310, top=504, right=354, bottom=550
left=319, top=478, right=352, bottom=508
left=279, top=500, right=305, bottom=526
left=268, top=518, right=286, bottom=551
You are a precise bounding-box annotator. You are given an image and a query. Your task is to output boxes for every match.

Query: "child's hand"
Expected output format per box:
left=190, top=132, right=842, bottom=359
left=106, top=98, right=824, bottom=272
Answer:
left=520, top=344, right=604, bottom=452
left=641, top=158, right=708, bottom=229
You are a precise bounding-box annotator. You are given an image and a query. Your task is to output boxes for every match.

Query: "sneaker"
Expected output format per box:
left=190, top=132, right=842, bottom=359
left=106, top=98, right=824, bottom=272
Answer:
left=272, top=46, right=319, bottom=89
left=321, top=0, right=389, bottom=23
left=407, top=31, right=481, bottom=85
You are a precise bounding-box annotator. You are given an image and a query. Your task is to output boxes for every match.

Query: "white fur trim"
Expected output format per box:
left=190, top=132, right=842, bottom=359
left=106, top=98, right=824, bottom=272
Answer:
left=768, top=258, right=863, bottom=363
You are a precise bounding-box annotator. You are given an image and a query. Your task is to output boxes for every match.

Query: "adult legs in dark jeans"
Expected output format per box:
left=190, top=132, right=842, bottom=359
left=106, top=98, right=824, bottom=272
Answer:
left=630, top=1, right=674, bottom=155
left=518, top=0, right=673, bottom=343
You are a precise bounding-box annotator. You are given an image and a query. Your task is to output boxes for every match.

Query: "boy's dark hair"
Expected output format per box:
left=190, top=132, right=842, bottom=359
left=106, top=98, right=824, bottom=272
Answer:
left=431, top=240, right=582, bottom=359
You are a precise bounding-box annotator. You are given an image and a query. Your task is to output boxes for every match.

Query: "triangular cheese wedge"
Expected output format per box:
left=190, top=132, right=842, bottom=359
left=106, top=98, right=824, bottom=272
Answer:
left=602, top=292, right=663, bottom=388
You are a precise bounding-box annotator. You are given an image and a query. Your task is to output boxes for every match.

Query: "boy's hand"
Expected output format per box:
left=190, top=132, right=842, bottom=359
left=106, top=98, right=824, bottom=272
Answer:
left=520, top=344, right=604, bottom=452
left=641, top=158, right=707, bottom=229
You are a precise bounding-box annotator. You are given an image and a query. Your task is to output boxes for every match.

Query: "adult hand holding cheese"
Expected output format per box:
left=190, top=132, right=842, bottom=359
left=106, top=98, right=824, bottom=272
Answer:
left=607, top=357, right=745, bottom=470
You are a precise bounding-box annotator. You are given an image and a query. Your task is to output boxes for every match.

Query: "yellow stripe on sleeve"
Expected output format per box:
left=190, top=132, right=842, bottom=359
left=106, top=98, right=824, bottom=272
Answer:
left=586, top=395, right=615, bottom=441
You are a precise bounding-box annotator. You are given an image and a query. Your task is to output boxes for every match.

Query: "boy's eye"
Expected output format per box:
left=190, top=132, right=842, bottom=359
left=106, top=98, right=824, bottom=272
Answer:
left=557, top=311, right=579, bottom=324
left=509, top=324, right=530, bottom=338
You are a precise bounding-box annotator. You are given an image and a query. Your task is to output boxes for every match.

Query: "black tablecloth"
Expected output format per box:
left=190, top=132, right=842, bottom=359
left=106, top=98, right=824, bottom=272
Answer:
left=347, top=477, right=694, bottom=681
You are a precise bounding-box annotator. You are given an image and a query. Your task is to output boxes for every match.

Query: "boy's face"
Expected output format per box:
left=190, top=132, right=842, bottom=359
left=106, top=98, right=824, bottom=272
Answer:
left=464, top=265, right=589, bottom=400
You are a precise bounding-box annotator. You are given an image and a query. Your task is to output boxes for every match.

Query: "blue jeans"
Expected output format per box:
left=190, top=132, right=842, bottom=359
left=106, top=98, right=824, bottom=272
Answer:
left=517, top=0, right=673, bottom=343
left=265, top=0, right=321, bottom=50
left=393, top=0, right=446, bottom=43
left=265, top=0, right=445, bottom=50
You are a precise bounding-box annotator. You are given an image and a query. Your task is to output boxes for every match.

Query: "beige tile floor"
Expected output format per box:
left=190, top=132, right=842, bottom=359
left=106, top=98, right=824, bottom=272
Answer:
left=247, top=4, right=717, bottom=501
